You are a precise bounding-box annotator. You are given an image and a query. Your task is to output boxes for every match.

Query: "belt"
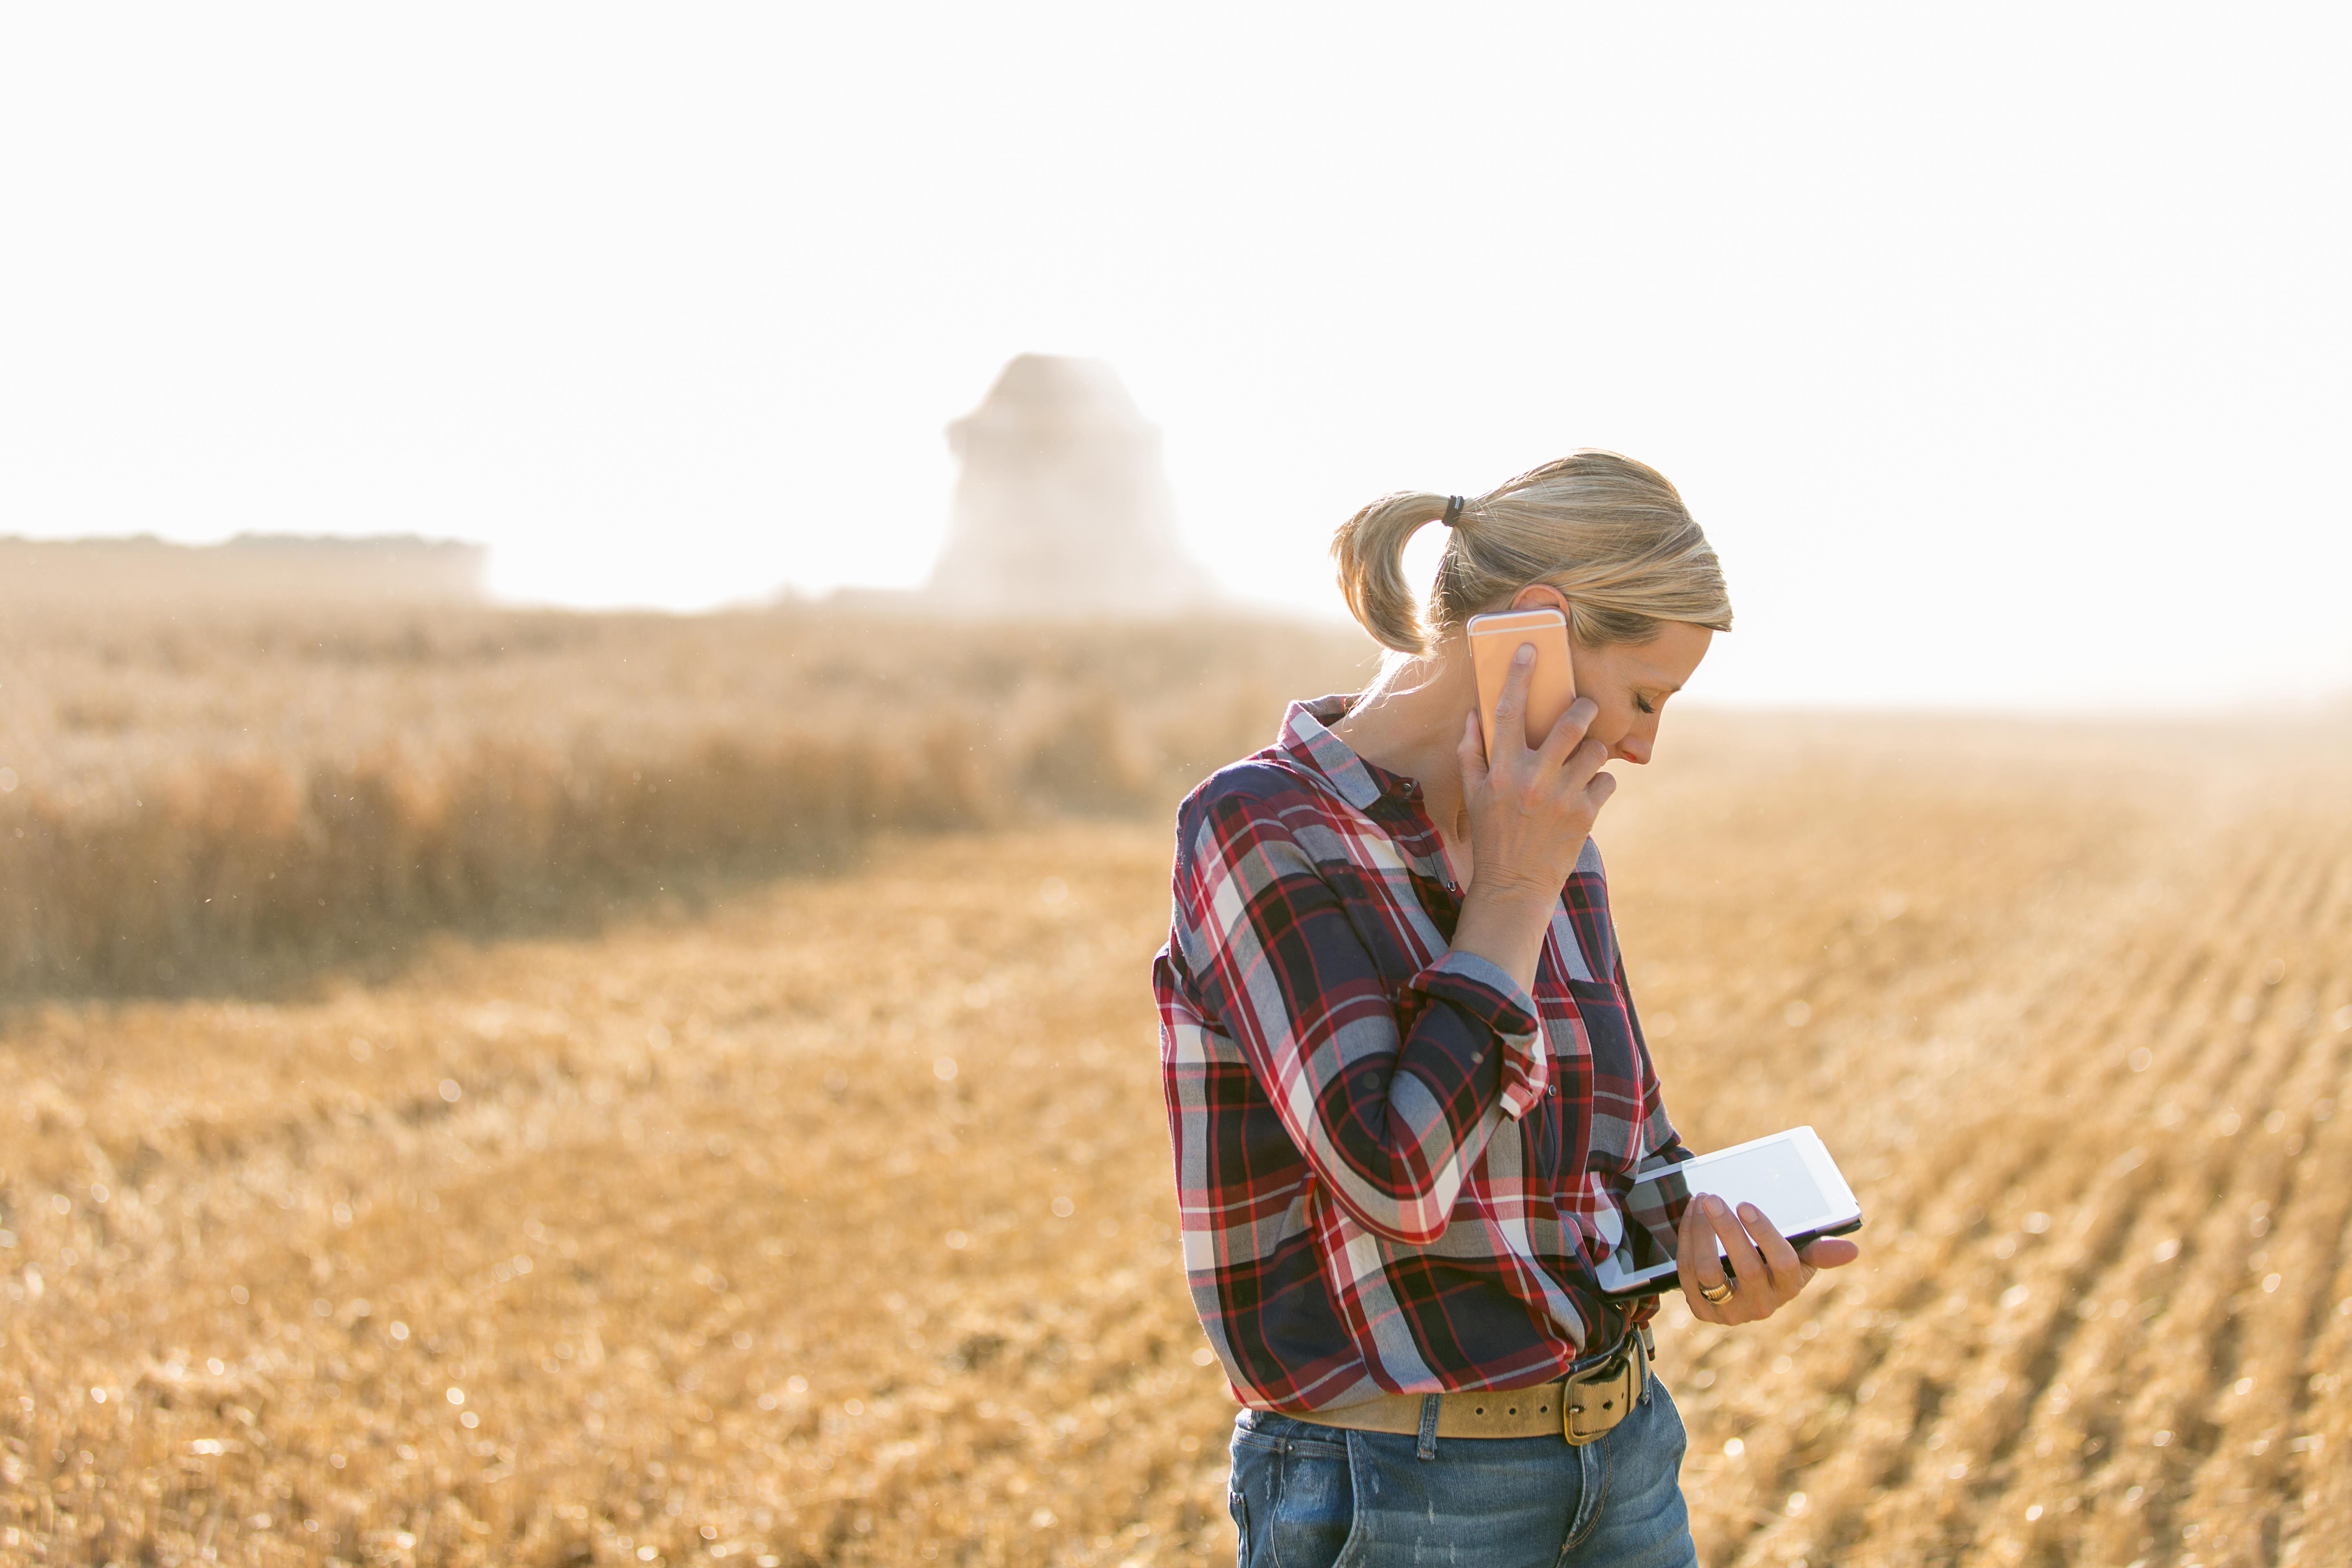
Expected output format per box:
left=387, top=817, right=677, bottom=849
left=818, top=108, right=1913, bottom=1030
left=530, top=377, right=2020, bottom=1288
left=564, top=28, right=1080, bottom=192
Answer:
left=1279, top=1325, right=1651, bottom=1445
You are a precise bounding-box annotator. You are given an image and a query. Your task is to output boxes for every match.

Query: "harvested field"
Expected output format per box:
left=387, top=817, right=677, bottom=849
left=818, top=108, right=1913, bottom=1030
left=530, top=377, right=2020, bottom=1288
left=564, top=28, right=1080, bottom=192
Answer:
left=4, top=706, right=2351, bottom=1566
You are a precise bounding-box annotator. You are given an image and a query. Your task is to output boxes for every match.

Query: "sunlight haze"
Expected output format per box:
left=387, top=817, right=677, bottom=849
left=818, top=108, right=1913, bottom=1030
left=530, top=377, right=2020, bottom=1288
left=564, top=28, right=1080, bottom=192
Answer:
left=2, top=5, right=2345, bottom=709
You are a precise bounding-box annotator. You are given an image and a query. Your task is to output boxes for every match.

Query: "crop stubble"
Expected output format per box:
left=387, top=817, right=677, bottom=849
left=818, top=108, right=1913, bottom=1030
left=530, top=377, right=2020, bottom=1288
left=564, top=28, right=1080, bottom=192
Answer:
left=3, top=704, right=2350, bottom=1566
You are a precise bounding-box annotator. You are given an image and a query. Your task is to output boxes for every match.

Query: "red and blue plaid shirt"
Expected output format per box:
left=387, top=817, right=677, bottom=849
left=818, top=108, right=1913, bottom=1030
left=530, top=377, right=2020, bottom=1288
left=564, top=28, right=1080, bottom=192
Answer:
left=1153, top=695, right=1686, bottom=1412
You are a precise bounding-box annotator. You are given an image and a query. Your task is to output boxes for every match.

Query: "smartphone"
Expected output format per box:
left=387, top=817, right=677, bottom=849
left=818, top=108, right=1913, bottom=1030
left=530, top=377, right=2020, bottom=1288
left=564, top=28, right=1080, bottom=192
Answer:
left=1466, top=607, right=1577, bottom=757
left=1591, top=1127, right=1863, bottom=1299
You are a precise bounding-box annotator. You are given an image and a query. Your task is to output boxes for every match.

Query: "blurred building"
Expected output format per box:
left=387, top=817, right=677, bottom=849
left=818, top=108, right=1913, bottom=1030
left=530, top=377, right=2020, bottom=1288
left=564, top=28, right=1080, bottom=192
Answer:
left=924, top=354, right=1216, bottom=617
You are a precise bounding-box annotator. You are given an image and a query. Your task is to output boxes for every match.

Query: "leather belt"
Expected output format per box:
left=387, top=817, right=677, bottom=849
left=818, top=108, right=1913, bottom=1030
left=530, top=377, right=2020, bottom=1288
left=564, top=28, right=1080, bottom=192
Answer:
left=1278, top=1326, right=1650, bottom=1445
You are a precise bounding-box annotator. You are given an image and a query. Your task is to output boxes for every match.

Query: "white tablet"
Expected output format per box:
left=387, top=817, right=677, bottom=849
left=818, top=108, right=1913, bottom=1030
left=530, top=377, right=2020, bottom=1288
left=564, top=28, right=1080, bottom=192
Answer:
left=1592, top=1126, right=1862, bottom=1299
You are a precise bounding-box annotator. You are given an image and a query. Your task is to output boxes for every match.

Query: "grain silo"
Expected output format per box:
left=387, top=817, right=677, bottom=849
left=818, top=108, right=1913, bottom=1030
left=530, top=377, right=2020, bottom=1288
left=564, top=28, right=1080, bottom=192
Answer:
left=925, top=355, right=1216, bottom=616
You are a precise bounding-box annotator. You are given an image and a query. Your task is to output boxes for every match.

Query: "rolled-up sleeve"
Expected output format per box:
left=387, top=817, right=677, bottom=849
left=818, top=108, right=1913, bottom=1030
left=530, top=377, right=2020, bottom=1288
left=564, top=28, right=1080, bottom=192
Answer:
left=1174, top=786, right=1549, bottom=1246
left=1406, top=949, right=1550, bottom=1121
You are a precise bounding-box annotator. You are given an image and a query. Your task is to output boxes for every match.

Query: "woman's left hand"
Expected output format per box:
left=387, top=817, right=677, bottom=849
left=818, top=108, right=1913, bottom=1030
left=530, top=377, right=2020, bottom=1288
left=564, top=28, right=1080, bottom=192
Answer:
left=1674, top=1194, right=1861, bottom=1325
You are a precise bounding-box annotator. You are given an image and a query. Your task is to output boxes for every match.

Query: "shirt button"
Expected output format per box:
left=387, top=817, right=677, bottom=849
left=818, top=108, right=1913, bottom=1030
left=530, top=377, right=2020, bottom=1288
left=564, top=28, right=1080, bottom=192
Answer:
left=1546, top=1082, right=1559, bottom=1098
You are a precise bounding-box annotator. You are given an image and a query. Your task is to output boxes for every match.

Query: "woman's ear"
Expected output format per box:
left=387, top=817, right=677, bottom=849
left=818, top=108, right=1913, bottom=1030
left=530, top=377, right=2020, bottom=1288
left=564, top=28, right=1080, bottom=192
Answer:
left=1508, top=583, right=1572, bottom=619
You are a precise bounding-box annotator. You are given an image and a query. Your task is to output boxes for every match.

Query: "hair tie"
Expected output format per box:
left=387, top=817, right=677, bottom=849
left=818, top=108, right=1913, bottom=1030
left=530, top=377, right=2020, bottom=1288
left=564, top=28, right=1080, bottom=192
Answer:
left=1442, top=495, right=1463, bottom=528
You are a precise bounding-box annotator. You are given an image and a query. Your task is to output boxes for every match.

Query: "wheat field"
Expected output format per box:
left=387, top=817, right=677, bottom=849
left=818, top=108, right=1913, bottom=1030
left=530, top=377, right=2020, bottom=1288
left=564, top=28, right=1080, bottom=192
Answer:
left=4, top=690, right=2351, bottom=1566
left=0, top=604, right=1370, bottom=995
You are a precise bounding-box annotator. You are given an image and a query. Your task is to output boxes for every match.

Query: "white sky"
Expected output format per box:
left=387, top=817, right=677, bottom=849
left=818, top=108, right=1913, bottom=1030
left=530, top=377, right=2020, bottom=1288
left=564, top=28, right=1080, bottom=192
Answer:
left=2, top=5, right=2346, bottom=710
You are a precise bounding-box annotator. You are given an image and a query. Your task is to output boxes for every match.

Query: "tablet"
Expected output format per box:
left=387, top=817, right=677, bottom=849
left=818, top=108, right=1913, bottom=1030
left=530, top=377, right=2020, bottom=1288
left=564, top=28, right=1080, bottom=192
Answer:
left=1592, top=1126, right=1862, bottom=1299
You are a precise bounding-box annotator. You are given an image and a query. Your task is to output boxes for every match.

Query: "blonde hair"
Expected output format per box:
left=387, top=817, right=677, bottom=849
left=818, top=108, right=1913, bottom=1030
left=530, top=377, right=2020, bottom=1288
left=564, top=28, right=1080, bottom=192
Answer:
left=1330, top=450, right=1733, bottom=655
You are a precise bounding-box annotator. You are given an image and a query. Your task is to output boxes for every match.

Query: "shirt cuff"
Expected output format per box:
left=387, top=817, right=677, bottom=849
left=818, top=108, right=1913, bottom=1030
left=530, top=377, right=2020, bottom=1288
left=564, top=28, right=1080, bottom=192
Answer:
left=1408, top=950, right=1549, bottom=1120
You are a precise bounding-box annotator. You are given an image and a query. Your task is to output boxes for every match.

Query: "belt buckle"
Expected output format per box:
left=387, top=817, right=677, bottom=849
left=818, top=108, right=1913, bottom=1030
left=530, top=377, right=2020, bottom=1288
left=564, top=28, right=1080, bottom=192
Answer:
left=1561, top=1340, right=1645, bottom=1447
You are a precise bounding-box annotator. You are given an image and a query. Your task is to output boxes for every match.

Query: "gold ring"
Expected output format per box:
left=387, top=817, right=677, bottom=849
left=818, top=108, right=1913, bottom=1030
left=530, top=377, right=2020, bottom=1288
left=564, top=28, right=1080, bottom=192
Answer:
left=1699, top=1278, right=1736, bottom=1305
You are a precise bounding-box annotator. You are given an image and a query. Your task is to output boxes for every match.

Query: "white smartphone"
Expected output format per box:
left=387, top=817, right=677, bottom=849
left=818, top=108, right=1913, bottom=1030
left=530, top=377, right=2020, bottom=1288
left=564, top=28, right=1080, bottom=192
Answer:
left=1592, top=1126, right=1862, bottom=1299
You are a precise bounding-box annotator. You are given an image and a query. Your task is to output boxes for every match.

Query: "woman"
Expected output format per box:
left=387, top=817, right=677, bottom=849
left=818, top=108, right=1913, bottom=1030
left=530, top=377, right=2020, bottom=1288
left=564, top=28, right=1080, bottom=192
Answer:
left=1153, top=452, right=1859, bottom=1567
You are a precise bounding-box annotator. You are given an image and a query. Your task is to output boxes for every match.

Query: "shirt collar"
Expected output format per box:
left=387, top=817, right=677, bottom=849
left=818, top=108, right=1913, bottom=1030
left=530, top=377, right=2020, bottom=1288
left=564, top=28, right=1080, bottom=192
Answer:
left=1276, top=695, right=1431, bottom=818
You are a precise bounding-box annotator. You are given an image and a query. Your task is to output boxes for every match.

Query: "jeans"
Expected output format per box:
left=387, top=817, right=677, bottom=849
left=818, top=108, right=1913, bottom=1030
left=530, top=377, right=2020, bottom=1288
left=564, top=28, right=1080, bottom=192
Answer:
left=1226, top=1376, right=1697, bottom=1568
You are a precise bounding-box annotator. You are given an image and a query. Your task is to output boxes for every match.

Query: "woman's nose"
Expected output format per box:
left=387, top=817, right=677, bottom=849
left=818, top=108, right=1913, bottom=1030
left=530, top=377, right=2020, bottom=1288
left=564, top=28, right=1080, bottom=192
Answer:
left=1615, top=735, right=1652, bottom=766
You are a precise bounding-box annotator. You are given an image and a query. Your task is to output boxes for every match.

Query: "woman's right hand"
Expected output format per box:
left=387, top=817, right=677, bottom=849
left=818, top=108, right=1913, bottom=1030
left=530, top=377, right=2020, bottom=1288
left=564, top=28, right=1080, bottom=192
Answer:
left=1448, top=645, right=1617, bottom=990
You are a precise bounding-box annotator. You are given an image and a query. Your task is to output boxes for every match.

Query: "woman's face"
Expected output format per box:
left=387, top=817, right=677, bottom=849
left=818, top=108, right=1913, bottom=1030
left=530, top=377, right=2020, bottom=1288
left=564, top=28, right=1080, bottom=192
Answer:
left=1501, top=585, right=1713, bottom=766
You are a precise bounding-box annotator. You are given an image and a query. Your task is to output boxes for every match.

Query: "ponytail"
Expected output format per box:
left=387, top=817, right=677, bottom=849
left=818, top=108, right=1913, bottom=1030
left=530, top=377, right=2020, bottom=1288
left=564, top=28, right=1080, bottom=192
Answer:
left=1330, top=492, right=1454, bottom=655
left=1329, top=452, right=1732, bottom=655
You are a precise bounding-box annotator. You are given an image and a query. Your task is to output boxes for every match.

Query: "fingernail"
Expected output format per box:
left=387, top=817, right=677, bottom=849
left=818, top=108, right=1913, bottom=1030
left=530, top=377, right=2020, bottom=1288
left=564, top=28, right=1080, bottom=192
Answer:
left=1738, top=1203, right=1763, bottom=1222
left=1514, top=644, right=1533, bottom=665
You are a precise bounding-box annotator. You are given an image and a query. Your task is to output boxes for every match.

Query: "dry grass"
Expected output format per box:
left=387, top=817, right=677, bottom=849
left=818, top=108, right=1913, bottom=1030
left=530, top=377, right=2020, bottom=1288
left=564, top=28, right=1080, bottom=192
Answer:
left=3, top=686, right=2351, bottom=1566
left=1, top=823, right=1212, bottom=1568
left=0, top=606, right=1374, bottom=995
left=1603, top=713, right=2352, bottom=1567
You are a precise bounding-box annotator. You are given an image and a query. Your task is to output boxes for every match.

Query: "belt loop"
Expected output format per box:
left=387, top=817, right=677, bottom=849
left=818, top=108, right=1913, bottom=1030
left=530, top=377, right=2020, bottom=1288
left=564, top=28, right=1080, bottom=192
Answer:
left=1415, top=1394, right=1441, bottom=1461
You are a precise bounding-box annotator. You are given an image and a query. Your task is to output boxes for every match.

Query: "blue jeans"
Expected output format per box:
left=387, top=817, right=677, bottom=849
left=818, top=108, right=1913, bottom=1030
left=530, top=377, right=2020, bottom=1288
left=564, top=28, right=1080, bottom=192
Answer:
left=1226, top=1376, right=1697, bottom=1568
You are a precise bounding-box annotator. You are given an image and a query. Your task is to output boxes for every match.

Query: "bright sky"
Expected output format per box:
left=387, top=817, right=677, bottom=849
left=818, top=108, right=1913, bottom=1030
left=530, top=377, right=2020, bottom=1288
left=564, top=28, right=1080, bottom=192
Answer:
left=3, top=6, right=2346, bottom=710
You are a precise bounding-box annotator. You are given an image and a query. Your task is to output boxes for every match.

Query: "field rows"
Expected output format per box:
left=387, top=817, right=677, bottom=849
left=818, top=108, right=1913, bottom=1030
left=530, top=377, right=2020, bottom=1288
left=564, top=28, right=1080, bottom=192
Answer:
left=1613, top=722, right=2352, bottom=1567
left=2, top=711, right=2348, bottom=1566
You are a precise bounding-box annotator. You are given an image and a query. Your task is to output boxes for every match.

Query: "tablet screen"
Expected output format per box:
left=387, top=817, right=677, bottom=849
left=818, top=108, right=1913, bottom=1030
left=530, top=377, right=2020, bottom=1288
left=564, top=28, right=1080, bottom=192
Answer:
left=1606, top=1130, right=1855, bottom=1290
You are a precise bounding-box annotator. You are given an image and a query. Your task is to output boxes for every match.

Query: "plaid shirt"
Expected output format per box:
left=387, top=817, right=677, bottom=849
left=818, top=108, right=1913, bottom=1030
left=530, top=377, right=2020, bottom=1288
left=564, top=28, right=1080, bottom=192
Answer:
left=1153, top=696, right=1686, bottom=1412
